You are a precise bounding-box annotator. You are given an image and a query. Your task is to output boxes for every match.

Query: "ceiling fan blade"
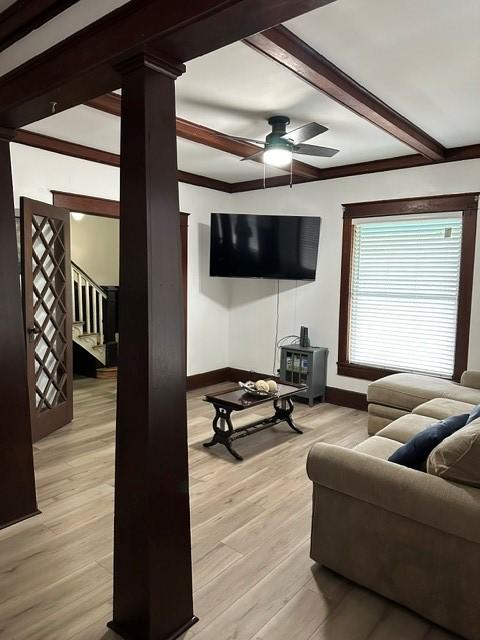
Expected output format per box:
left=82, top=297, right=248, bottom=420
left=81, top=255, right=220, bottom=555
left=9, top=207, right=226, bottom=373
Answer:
left=241, top=149, right=265, bottom=162
left=281, top=122, right=328, bottom=144
left=293, top=143, right=339, bottom=158
left=221, top=133, right=265, bottom=146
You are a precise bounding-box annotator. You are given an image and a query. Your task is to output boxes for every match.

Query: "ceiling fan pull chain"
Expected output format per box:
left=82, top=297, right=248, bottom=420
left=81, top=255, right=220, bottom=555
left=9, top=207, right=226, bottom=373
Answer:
left=263, top=160, right=266, bottom=189
left=290, top=155, right=293, bottom=188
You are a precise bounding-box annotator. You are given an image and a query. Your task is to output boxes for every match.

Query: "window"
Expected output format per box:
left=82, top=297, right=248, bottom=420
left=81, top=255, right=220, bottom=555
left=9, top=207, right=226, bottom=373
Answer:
left=338, top=194, right=478, bottom=382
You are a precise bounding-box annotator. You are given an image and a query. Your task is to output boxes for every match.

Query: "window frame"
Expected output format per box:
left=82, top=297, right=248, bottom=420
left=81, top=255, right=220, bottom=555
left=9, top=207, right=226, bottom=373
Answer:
left=338, top=192, right=479, bottom=382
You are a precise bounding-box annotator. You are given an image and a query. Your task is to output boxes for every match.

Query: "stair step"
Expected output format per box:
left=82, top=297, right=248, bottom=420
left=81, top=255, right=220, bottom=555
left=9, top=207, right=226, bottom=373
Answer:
left=92, top=343, right=105, bottom=350
left=73, top=321, right=85, bottom=326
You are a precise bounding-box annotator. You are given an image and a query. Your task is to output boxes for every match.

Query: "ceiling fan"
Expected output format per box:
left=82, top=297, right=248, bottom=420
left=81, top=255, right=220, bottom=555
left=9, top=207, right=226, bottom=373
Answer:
left=225, top=115, right=339, bottom=168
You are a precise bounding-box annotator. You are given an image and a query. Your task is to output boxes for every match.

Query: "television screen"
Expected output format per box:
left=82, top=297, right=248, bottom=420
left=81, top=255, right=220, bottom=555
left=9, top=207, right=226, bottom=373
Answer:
left=209, top=213, right=320, bottom=280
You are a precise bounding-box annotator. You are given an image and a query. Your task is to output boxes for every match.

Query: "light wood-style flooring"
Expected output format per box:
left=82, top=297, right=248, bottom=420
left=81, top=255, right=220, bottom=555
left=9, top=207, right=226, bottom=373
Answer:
left=0, top=378, right=460, bottom=640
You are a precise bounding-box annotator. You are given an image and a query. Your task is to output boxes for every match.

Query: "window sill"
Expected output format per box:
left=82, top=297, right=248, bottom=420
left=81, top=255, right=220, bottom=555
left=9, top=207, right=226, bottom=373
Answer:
left=337, top=362, right=457, bottom=382
left=338, top=362, right=411, bottom=381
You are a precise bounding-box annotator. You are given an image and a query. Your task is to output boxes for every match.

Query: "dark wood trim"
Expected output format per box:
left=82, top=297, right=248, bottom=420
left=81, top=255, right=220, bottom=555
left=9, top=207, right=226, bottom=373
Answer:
left=0, top=0, right=80, bottom=53
left=15, top=129, right=120, bottom=166
left=14, top=130, right=232, bottom=192
left=0, top=0, right=337, bottom=129
left=337, top=217, right=353, bottom=378
left=455, top=208, right=478, bottom=381
left=86, top=92, right=122, bottom=116
left=230, top=145, right=480, bottom=192
left=227, top=367, right=278, bottom=384
left=0, top=136, right=38, bottom=528
left=187, top=368, right=368, bottom=412
left=337, top=362, right=399, bottom=382
left=176, top=170, right=232, bottom=193
left=52, top=191, right=120, bottom=217
left=338, top=193, right=479, bottom=383
left=343, top=192, right=480, bottom=218
left=244, top=25, right=445, bottom=160
left=324, top=386, right=367, bottom=411
left=87, top=93, right=321, bottom=180
left=186, top=368, right=231, bottom=390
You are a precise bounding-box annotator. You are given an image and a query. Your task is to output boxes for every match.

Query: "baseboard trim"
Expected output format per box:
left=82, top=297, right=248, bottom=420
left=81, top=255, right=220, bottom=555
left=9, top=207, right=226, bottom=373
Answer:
left=187, top=367, right=368, bottom=412
left=227, top=367, right=277, bottom=383
left=186, top=367, right=230, bottom=390
left=325, top=386, right=367, bottom=411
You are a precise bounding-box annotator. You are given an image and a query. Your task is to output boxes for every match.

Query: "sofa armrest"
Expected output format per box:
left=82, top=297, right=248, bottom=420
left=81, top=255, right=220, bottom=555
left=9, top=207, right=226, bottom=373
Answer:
left=461, top=370, right=480, bottom=390
left=307, top=443, right=480, bottom=545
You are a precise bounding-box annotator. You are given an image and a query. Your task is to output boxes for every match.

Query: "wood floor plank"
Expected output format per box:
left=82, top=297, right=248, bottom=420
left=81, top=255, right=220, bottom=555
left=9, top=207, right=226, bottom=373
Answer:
left=0, top=378, right=459, bottom=640
left=192, top=540, right=318, bottom=640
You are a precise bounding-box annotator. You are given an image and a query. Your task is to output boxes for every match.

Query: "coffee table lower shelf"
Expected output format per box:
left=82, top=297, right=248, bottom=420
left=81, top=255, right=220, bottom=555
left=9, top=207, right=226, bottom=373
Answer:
left=203, top=393, right=303, bottom=461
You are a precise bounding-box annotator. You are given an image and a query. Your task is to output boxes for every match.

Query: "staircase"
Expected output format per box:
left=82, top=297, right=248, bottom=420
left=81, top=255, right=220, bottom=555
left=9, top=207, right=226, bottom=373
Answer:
left=71, top=262, right=113, bottom=368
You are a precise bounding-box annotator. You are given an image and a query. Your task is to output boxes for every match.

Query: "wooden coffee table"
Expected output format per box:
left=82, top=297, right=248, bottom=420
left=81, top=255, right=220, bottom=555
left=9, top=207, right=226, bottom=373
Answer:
left=203, top=382, right=307, bottom=461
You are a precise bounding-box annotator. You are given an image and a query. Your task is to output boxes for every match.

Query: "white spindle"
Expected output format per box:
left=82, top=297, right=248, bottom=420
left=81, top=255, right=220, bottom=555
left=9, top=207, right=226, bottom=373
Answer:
left=78, top=275, right=84, bottom=323
left=71, top=263, right=108, bottom=346
left=85, top=281, right=91, bottom=333
left=92, top=286, right=98, bottom=337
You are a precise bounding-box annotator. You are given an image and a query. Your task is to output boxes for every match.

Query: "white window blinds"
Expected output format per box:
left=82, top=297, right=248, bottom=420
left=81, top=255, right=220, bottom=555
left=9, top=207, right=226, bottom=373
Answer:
left=349, top=214, right=463, bottom=378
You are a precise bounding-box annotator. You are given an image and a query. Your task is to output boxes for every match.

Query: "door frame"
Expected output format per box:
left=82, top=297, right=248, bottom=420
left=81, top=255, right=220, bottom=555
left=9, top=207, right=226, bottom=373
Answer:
left=51, top=190, right=189, bottom=338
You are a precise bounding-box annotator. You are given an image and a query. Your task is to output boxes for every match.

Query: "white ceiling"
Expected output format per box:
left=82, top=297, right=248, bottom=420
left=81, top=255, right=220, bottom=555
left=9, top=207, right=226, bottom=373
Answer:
left=0, top=0, right=131, bottom=77
left=286, top=0, right=480, bottom=148
left=9, top=0, right=480, bottom=184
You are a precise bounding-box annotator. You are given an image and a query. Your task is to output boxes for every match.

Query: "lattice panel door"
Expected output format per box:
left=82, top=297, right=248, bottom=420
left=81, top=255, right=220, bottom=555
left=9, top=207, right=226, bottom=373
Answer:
left=20, top=198, right=73, bottom=441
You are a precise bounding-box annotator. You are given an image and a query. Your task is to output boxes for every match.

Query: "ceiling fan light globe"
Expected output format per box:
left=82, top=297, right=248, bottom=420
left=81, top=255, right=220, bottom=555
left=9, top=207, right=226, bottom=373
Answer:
left=263, top=147, right=292, bottom=168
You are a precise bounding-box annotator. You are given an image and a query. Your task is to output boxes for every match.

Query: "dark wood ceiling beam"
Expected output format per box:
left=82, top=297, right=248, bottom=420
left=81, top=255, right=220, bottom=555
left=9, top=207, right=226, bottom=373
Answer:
left=0, top=0, right=337, bottom=129
left=86, top=93, right=324, bottom=180
left=13, top=129, right=232, bottom=192
left=230, top=143, right=480, bottom=192
left=244, top=25, right=446, bottom=161
left=0, top=0, right=80, bottom=53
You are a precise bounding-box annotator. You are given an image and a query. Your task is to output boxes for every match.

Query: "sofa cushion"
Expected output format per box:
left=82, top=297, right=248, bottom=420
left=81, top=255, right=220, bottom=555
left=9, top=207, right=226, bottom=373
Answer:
left=427, top=419, right=480, bottom=488
left=367, top=372, right=480, bottom=412
left=354, top=435, right=401, bottom=460
left=413, top=398, right=476, bottom=421
left=388, top=413, right=470, bottom=470
left=376, top=413, right=434, bottom=444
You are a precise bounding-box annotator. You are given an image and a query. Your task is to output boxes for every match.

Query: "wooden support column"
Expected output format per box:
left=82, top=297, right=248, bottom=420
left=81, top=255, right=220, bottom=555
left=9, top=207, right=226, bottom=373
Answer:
left=109, top=52, right=197, bottom=640
left=0, top=128, right=38, bottom=528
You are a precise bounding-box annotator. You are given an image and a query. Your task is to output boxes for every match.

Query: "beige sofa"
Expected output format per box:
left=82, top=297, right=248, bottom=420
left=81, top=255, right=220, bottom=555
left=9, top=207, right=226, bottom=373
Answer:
left=367, top=369, right=480, bottom=434
left=307, top=392, right=480, bottom=640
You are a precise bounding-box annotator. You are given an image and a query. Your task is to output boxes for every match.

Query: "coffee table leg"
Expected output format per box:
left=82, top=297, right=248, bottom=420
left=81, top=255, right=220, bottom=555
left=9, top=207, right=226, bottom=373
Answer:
left=203, top=406, right=243, bottom=461
left=274, top=397, right=303, bottom=434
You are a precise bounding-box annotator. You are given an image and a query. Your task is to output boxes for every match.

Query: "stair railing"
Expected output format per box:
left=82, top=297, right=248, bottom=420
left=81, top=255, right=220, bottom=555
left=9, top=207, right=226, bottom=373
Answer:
left=71, top=261, right=107, bottom=345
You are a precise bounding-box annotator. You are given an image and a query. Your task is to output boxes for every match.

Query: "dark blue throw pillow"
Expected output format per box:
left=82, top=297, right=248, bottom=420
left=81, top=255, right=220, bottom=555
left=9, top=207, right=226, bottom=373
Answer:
left=388, top=413, right=470, bottom=470
left=467, top=404, right=480, bottom=425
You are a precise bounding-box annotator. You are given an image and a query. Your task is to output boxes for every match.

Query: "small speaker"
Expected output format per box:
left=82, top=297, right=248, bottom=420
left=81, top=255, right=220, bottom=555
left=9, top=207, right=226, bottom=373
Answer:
left=300, top=326, right=310, bottom=347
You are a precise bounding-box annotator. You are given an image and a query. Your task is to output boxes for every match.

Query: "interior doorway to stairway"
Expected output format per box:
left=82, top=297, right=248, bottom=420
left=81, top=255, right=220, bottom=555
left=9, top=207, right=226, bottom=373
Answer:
left=19, top=190, right=188, bottom=444
left=70, top=208, right=120, bottom=381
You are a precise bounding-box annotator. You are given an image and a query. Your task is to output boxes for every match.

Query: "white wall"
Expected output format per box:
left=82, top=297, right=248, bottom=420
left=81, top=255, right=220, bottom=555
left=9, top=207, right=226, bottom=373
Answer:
left=10, top=143, right=231, bottom=376
left=11, top=143, right=480, bottom=391
left=71, top=215, right=119, bottom=285
left=226, top=159, right=480, bottom=394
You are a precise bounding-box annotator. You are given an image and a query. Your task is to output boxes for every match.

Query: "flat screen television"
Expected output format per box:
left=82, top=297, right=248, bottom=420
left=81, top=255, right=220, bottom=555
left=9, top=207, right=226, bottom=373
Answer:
left=209, top=213, right=320, bottom=280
